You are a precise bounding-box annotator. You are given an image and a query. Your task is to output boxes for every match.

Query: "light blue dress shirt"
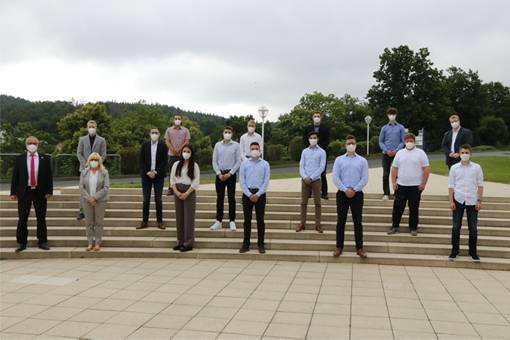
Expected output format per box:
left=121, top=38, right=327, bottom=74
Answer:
left=212, top=140, right=242, bottom=175
left=299, top=146, right=326, bottom=181
left=379, top=122, right=406, bottom=153
left=332, top=153, right=369, bottom=192
left=239, top=157, right=270, bottom=197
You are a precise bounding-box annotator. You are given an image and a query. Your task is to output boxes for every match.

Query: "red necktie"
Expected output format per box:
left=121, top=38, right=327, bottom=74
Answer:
left=30, top=154, right=36, bottom=187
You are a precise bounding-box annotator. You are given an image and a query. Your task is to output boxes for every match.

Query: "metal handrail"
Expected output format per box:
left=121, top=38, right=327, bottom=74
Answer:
left=54, top=154, right=121, bottom=175
left=0, top=153, right=54, bottom=172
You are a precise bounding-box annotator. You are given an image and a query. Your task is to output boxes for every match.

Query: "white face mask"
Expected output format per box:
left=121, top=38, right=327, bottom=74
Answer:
left=451, top=122, right=459, bottom=129
left=88, top=128, right=96, bottom=135
left=90, top=161, right=99, bottom=168
left=182, top=152, right=191, bottom=160
left=389, top=115, right=396, bottom=121
left=314, top=117, right=321, bottom=124
left=151, top=133, right=159, bottom=141
left=346, top=144, right=356, bottom=152
left=250, top=150, right=260, bottom=158
left=27, top=144, right=38, bottom=153
left=248, top=126, right=255, bottom=133
left=174, top=119, right=181, bottom=126
left=309, top=138, right=318, bottom=146
left=224, top=133, right=232, bottom=140
left=405, top=142, right=415, bottom=150
left=460, top=154, right=470, bottom=161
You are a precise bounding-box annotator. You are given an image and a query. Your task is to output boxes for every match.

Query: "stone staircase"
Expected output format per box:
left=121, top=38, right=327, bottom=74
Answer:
left=1, top=188, right=510, bottom=270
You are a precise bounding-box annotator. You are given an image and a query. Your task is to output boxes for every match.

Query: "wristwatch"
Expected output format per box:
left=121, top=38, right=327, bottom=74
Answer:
left=477, top=199, right=482, bottom=202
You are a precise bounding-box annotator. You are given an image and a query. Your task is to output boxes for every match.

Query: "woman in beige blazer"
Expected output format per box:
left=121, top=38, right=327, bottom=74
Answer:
left=79, top=152, right=110, bottom=251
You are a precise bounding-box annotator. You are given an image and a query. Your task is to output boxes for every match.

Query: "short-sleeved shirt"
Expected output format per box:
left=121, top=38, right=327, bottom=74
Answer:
left=164, top=126, right=191, bottom=156
left=392, top=147, right=429, bottom=186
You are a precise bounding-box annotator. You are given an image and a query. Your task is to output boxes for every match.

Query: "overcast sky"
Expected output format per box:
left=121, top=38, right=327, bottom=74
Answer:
left=1, top=0, right=509, bottom=122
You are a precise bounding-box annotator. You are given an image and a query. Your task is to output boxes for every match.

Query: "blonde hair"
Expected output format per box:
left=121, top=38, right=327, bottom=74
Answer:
left=85, top=152, right=105, bottom=171
left=87, top=120, right=97, bottom=127
left=449, top=115, right=460, bottom=121
left=247, top=120, right=256, bottom=126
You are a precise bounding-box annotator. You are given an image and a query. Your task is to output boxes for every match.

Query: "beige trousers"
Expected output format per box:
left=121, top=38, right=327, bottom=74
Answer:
left=300, top=179, right=322, bottom=225
left=82, top=200, right=107, bottom=245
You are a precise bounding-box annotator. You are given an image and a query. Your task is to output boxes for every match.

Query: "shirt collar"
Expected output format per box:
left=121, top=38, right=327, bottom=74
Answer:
left=344, top=153, right=357, bottom=158
left=308, top=145, right=320, bottom=150
left=173, top=125, right=182, bottom=130
left=27, top=151, right=39, bottom=157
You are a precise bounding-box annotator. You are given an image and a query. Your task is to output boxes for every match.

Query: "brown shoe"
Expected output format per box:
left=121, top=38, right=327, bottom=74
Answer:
left=296, top=223, right=306, bottom=232
left=136, top=222, right=148, bottom=229
left=94, top=245, right=100, bottom=251
left=157, top=222, right=166, bottom=230
left=357, top=249, right=367, bottom=258
left=166, top=189, right=174, bottom=196
left=315, top=224, right=323, bottom=233
left=85, top=245, right=93, bottom=251
left=333, top=248, right=342, bottom=257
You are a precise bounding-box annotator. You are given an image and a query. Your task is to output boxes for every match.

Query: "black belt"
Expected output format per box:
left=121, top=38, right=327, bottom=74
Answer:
left=220, top=170, right=231, bottom=175
left=248, top=188, right=259, bottom=194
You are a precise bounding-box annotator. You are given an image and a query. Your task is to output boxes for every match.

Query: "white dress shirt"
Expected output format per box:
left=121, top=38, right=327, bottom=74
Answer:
left=150, top=141, right=158, bottom=173
left=170, top=162, right=200, bottom=190
left=451, top=127, right=460, bottom=153
left=448, top=161, right=484, bottom=205
left=239, top=132, right=263, bottom=160
left=89, top=170, right=98, bottom=196
left=26, top=152, right=39, bottom=186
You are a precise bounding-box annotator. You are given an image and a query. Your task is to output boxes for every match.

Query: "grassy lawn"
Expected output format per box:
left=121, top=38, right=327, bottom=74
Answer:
left=110, top=173, right=302, bottom=188
left=429, top=156, right=510, bottom=184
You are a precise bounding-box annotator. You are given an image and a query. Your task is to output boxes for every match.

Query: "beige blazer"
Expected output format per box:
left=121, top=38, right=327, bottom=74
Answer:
left=79, top=169, right=110, bottom=203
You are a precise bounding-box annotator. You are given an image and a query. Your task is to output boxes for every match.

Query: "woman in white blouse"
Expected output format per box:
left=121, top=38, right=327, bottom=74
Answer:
left=79, top=152, right=109, bottom=251
left=170, top=144, right=200, bottom=252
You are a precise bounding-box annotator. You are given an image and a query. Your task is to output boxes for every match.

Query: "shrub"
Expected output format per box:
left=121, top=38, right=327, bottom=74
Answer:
left=356, top=141, right=374, bottom=156
left=267, top=144, right=284, bottom=162
left=371, top=135, right=382, bottom=154
left=329, top=140, right=346, bottom=157
left=118, top=147, right=141, bottom=175
left=289, top=136, right=303, bottom=162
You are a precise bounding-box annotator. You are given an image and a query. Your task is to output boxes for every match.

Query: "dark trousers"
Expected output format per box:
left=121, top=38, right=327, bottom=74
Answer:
left=142, top=176, right=164, bottom=223
left=382, top=153, right=395, bottom=196
left=242, top=193, right=266, bottom=247
left=392, top=185, right=422, bottom=230
left=336, top=190, right=364, bottom=250
left=16, top=188, right=48, bottom=245
left=216, top=173, right=236, bottom=222
left=167, top=156, right=180, bottom=189
left=452, top=198, right=478, bottom=253
left=321, top=154, right=328, bottom=196
left=174, top=183, right=196, bottom=247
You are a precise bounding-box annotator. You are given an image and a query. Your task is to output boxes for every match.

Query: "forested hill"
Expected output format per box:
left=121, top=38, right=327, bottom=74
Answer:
left=0, top=95, right=225, bottom=139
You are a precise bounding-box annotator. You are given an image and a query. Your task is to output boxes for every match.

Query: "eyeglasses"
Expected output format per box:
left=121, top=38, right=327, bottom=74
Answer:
left=26, top=142, right=38, bottom=145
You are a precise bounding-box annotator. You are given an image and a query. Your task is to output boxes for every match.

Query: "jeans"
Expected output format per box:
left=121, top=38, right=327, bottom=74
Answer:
left=242, top=193, right=266, bottom=247
left=142, top=176, right=164, bottom=223
left=382, top=153, right=395, bottom=196
left=215, top=173, right=236, bottom=222
left=336, top=190, right=364, bottom=250
left=392, top=185, right=422, bottom=230
left=451, top=198, right=478, bottom=253
left=167, top=156, right=180, bottom=190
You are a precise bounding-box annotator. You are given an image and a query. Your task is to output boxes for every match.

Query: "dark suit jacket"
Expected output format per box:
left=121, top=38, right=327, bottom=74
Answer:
left=441, top=127, right=474, bottom=166
left=139, top=141, right=168, bottom=179
left=11, top=152, right=53, bottom=199
left=303, top=124, right=330, bottom=151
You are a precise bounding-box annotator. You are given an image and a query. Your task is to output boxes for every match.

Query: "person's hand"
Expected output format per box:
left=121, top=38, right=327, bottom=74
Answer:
left=10, top=195, right=17, bottom=201
left=345, top=188, right=355, bottom=198
left=450, top=201, right=456, bottom=211
left=250, top=194, right=258, bottom=202
left=224, top=173, right=232, bottom=180
left=393, top=183, right=398, bottom=191
left=452, top=153, right=459, bottom=159
left=149, top=172, right=156, bottom=179
left=304, top=177, right=312, bottom=184
left=175, top=191, right=182, bottom=199
left=88, top=197, right=96, bottom=204
left=91, top=201, right=97, bottom=207
left=45, top=194, right=52, bottom=199
left=418, top=182, right=426, bottom=191
left=475, top=201, right=482, bottom=211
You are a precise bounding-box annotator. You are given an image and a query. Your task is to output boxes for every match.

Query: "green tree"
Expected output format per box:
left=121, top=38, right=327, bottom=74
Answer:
left=181, top=116, right=214, bottom=169
left=341, top=94, right=379, bottom=141
left=475, top=116, right=508, bottom=146
left=483, top=82, right=510, bottom=129
left=225, top=115, right=255, bottom=142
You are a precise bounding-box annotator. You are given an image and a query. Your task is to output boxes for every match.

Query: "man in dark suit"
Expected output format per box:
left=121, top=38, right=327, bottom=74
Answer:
left=77, top=120, right=107, bottom=220
left=10, top=136, right=53, bottom=252
left=303, top=110, right=330, bottom=199
left=137, top=127, right=168, bottom=230
left=441, top=115, right=474, bottom=169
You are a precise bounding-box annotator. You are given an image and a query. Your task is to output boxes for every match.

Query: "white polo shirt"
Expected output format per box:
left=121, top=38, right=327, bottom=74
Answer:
left=448, top=161, right=484, bottom=205
left=392, top=147, right=429, bottom=186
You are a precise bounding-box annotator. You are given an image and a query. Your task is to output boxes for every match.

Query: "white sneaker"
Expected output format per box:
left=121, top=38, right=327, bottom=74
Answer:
left=210, top=221, right=222, bottom=230
left=230, top=221, right=237, bottom=231
left=382, top=195, right=389, bottom=201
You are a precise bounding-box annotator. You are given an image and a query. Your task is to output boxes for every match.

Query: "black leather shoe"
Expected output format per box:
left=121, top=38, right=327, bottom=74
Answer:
left=321, top=195, right=329, bottom=200
left=173, top=245, right=183, bottom=250
left=77, top=212, right=85, bottom=220
left=15, top=244, right=27, bottom=252
left=39, top=243, right=50, bottom=250
left=239, top=245, right=250, bottom=253
left=180, top=246, right=193, bottom=252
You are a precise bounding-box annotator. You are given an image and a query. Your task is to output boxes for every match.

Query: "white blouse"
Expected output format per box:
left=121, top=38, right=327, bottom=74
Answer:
left=170, top=162, right=200, bottom=190
left=89, top=170, right=98, bottom=196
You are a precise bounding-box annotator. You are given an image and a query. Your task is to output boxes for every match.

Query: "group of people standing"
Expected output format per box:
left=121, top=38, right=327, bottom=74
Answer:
left=10, top=108, right=484, bottom=262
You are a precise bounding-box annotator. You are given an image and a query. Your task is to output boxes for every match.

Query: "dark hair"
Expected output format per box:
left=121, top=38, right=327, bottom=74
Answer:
left=459, top=144, right=472, bottom=152
left=404, top=133, right=416, bottom=141
left=150, top=126, right=159, bottom=132
left=387, top=108, right=397, bottom=115
left=250, top=142, right=260, bottom=148
left=175, top=144, right=196, bottom=182
left=308, top=131, right=318, bottom=138
left=174, top=114, right=182, bottom=119
left=345, top=134, right=356, bottom=141
left=224, top=126, right=233, bottom=133
left=312, top=110, right=322, bottom=117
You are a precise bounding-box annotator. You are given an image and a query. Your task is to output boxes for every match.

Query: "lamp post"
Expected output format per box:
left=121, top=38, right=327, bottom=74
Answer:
left=364, top=115, right=372, bottom=155
left=258, top=106, right=268, bottom=159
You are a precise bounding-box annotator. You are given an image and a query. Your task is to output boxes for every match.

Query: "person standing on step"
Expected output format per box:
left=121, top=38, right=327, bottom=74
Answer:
left=80, top=152, right=110, bottom=251
left=210, top=126, right=242, bottom=231
left=137, top=127, right=168, bottom=231
left=379, top=108, right=405, bottom=201
left=240, top=120, right=263, bottom=162
left=387, top=133, right=430, bottom=237
left=77, top=120, right=106, bottom=220
left=171, top=144, right=200, bottom=252
left=332, top=134, right=369, bottom=259
left=164, top=114, right=190, bottom=196
left=11, top=136, right=53, bottom=252
left=441, top=115, right=474, bottom=170
left=303, top=110, right=330, bottom=200
left=239, top=142, right=270, bottom=254
left=448, top=144, right=483, bottom=262
left=297, top=131, right=326, bottom=233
